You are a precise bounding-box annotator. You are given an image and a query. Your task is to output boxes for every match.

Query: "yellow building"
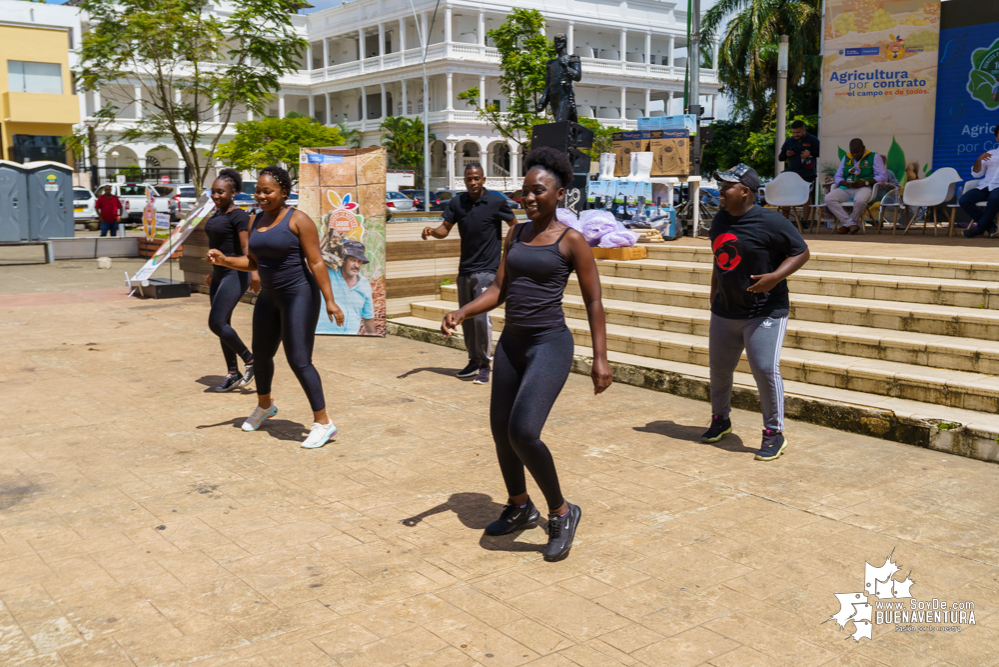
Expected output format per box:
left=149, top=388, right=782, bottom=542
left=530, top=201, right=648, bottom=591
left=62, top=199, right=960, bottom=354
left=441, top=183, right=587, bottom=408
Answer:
left=0, top=3, right=81, bottom=165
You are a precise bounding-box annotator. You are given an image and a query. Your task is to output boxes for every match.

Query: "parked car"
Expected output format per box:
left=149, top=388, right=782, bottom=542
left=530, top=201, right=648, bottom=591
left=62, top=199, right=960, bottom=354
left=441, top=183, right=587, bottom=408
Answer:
left=73, top=187, right=96, bottom=224
left=175, top=184, right=199, bottom=217
left=97, top=183, right=170, bottom=223
left=495, top=191, right=520, bottom=210
left=501, top=191, right=522, bottom=208
left=154, top=183, right=193, bottom=221
left=386, top=191, right=415, bottom=212
left=433, top=190, right=457, bottom=212
left=399, top=189, right=428, bottom=211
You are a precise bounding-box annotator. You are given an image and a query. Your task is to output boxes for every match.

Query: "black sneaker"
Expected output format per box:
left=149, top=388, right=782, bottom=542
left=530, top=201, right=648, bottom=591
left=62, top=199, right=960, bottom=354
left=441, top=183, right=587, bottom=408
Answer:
left=544, top=503, right=581, bottom=562
left=214, top=372, right=242, bottom=392
left=484, top=501, right=540, bottom=536
left=473, top=367, right=490, bottom=385
left=701, top=414, right=732, bottom=443
left=755, top=429, right=787, bottom=461
left=964, top=224, right=987, bottom=238
left=239, top=363, right=255, bottom=388
left=456, top=361, right=479, bottom=378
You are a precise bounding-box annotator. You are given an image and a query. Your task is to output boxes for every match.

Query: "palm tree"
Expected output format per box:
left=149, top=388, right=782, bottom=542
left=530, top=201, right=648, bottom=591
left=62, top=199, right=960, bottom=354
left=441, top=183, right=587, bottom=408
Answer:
left=336, top=122, right=362, bottom=149
left=702, top=0, right=822, bottom=123
left=380, top=116, right=435, bottom=186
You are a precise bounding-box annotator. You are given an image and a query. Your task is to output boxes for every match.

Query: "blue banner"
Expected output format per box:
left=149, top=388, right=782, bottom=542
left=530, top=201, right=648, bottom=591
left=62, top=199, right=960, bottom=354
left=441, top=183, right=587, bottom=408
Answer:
left=932, top=20, right=999, bottom=179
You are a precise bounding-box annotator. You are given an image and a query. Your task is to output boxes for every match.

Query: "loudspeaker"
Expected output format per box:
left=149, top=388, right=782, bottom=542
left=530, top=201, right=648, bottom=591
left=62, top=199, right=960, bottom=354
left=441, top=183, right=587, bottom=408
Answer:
left=563, top=173, right=589, bottom=215
left=531, top=121, right=595, bottom=151
left=567, top=148, right=591, bottom=175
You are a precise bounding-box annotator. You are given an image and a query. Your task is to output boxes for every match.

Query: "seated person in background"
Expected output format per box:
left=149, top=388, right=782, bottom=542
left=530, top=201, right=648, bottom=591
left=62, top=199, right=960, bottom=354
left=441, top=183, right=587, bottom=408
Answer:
left=825, top=138, right=888, bottom=234
left=961, top=125, right=999, bottom=239
left=777, top=120, right=819, bottom=223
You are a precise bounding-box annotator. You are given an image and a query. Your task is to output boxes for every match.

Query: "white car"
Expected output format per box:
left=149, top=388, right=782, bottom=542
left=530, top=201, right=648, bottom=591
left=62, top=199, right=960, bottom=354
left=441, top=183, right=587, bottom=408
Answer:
left=386, top=191, right=415, bottom=212
left=73, top=187, right=96, bottom=223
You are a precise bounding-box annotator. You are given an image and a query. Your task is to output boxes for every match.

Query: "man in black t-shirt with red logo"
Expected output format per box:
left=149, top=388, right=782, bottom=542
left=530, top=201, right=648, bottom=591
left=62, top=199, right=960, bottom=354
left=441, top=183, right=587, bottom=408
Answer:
left=702, top=164, right=810, bottom=461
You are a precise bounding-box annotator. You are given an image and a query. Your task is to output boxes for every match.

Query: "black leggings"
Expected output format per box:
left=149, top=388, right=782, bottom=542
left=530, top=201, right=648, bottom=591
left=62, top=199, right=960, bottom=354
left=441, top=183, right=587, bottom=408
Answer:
left=209, top=267, right=253, bottom=373
left=252, top=273, right=326, bottom=412
left=490, top=325, right=574, bottom=512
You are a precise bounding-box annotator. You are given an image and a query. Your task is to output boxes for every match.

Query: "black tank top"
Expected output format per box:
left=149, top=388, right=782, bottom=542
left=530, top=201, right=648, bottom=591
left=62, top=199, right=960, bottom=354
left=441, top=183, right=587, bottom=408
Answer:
left=248, top=208, right=309, bottom=290
left=503, top=223, right=573, bottom=331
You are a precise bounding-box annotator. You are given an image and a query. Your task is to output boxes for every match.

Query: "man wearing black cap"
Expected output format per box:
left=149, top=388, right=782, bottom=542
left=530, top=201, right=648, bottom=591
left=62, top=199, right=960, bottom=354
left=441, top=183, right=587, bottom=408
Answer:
left=701, top=163, right=810, bottom=461
left=318, top=239, right=377, bottom=335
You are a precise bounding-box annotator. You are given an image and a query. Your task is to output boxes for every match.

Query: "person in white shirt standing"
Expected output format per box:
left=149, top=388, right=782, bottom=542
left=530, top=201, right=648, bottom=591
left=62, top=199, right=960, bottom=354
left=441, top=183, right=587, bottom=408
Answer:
left=961, top=125, right=999, bottom=238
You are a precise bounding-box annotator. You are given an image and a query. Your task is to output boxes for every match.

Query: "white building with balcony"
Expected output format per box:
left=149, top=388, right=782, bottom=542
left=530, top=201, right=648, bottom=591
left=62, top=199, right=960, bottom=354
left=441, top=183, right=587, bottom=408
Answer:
left=79, top=0, right=722, bottom=190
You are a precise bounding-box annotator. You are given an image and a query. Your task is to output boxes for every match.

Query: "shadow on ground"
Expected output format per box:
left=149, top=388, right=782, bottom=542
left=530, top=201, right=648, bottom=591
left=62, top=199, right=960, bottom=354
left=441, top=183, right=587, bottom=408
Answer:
left=396, top=366, right=467, bottom=380
left=196, top=375, right=255, bottom=394
left=635, top=420, right=756, bottom=453
left=400, top=492, right=544, bottom=554
left=196, top=417, right=309, bottom=442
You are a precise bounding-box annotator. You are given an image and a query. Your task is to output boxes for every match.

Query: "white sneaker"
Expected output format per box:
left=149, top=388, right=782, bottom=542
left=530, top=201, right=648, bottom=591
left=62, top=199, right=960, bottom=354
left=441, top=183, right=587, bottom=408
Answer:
left=242, top=402, right=277, bottom=431
left=301, top=421, right=338, bottom=449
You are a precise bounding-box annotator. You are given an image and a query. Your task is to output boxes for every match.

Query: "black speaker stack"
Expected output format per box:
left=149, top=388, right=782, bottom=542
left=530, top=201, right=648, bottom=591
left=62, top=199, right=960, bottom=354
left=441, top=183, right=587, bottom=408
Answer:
left=530, top=121, right=594, bottom=215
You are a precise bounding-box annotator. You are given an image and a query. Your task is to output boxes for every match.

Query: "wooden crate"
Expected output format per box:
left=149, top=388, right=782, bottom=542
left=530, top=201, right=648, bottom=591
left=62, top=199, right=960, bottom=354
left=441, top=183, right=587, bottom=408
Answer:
left=591, top=245, right=647, bottom=261
left=138, top=238, right=183, bottom=259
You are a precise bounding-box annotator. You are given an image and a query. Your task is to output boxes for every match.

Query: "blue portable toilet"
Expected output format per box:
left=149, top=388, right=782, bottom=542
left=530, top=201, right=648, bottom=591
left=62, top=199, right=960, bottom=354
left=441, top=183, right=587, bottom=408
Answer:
left=0, top=160, right=30, bottom=242
left=24, top=161, right=74, bottom=240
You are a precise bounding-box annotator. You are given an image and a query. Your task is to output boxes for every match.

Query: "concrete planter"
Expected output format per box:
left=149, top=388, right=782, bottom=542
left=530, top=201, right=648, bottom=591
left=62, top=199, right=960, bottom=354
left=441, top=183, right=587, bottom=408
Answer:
left=49, top=236, right=139, bottom=260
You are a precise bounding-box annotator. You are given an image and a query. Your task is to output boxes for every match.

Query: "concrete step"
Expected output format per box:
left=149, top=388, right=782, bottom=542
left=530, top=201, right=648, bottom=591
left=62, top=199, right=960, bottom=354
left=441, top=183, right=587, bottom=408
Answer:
left=597, top=259, right=999, bottom=310
left=644, top=245, right=999, bottom=281
left=389, top=314, right=999, bottom=464
left=411, top=299, right=999, bottom=414
left=435, top=285, right=999, bottom=374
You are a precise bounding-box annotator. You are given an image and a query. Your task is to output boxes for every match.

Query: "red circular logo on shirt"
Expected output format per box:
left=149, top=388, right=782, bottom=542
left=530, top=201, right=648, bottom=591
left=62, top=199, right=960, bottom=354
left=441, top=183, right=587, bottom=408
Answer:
left=712, top=232, right=741, bottom=271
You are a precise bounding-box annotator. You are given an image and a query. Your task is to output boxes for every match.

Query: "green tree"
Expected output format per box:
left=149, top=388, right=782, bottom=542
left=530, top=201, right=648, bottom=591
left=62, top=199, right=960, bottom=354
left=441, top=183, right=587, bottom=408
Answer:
left=337, top=122, right=362, bottom=149
left=76, top=0, right=307, bottom=194
left=702, top=0, right=822, bottom=124
left=380, top=116, right=435, bottom=186
left=576, top=117, right=622, bottom=161
left=701, top=113, right=818, bottom=179
left=457, top=8, right=554, bottom=151
left=215, top=116, right=343, bottom=181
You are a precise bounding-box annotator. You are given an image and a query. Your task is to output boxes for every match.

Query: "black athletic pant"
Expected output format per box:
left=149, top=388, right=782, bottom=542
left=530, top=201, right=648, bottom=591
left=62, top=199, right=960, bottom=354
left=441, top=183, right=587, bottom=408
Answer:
left=252, top=272, right=326, bottom=412
left=490, top=325, right=574, bottom=512
left=209, top=267, right=253, bottom=373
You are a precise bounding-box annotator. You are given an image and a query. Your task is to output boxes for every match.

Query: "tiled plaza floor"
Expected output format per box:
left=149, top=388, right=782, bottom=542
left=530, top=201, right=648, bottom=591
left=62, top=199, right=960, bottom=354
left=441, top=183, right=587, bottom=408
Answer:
left=2, top=269, right=999, bottom=666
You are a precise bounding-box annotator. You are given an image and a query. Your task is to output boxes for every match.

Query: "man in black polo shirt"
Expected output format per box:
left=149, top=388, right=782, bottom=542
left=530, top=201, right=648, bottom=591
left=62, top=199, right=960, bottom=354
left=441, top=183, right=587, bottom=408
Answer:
left=422, top=163, right=515, bottom=385
left=777, top=120, right=820, bottom=223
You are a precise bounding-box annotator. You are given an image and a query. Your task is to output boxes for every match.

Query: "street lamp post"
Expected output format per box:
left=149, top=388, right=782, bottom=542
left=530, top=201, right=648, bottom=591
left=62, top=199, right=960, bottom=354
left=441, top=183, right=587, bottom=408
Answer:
left=775, top=35, right=789, bottom=175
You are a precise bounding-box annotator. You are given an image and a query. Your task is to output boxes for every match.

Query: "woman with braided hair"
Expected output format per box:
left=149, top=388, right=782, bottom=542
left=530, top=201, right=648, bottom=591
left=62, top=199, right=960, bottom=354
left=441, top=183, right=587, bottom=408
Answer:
left=208, top=165, right=346, bottom=449
left=204, top=168, right=257, bottom=392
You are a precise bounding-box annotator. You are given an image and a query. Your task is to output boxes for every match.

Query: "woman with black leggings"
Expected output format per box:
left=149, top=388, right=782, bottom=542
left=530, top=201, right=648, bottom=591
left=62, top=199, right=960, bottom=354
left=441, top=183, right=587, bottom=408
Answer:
left=442, top=147, right=613, bottom=562
left=207, top=165, right=346, bottom=449
left=204, top=168, right=256, bottom=392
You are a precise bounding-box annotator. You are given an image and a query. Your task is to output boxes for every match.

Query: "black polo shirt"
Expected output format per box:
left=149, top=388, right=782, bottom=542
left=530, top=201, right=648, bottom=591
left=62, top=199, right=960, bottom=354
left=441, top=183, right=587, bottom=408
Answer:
left=778, top=132, right=820, bottom=182
left=443, top=190, right=515, bottom=275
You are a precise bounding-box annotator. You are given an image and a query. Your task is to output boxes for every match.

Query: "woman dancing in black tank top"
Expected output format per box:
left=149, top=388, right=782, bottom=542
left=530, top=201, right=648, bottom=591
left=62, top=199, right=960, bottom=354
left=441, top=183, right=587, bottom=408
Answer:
left=441, top=147, right=613, bottom=562
left=207, top=166, right=346, bottom=450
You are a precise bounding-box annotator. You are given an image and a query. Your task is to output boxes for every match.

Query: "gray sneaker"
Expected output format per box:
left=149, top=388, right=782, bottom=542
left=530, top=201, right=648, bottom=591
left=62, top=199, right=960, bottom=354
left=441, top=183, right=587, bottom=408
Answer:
left=473, top=367, right=490, bottom=385
left=239, top=363, right=254, bottom=388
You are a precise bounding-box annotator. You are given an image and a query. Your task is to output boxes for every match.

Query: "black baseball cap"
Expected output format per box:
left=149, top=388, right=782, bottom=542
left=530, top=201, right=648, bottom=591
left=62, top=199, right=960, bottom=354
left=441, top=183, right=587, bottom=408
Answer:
left=343, top=240, right=369, bottom=264
left=713, top=163, right=761, bottom=192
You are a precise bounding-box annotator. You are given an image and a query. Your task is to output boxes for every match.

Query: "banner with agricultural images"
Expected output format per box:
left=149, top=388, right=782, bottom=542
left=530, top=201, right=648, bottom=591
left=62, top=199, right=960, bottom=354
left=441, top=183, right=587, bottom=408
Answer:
left=299, top=147, right=387, bottom=337
left=820, top=0, right=941, bottom=184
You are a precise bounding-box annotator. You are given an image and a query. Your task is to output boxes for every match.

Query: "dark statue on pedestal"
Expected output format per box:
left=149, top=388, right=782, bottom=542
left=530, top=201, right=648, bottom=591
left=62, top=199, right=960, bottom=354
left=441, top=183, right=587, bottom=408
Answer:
left=535, top=34, right=582, bottom=123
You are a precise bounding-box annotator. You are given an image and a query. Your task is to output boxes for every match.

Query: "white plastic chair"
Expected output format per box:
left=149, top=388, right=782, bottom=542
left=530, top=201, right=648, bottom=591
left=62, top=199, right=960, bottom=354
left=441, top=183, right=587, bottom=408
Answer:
left=764, top=171, right=811, bottom=233
left=900, top=167, right=963, bottom=236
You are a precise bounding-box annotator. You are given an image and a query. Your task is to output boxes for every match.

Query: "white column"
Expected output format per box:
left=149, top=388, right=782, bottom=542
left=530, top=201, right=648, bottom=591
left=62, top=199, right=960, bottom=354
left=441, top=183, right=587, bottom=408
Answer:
left=94, top=87, right=102, bottom=112
left=479, top=75, right=486, bottom=109
left=446, top=140, right=456, bottom=188
left=213, top=103, right=219, bottom=122
left=323, top=37, right=329, bottom=68
left=421, top=13, right=428, bottom=48
left=248, top=107, right=254, bottom=121
left=134, top=85, right=142, bottom=118
left=645, top=32, right=651, bottom=70
left=446, top=72, right=453, bottom=110
left=378, top=23, right=385, bottom=62
left=358, top=28, right=366, bottom=60
left=398, top=18, right=407, bottom=52
left=668, top=35, right=675, bottom=68
left=666, top=90, right=673, bottom=115
left=278, top=92, right=285, bottom=118
left=644, top=88, right=650, bottom=116
left=380, top=83, right=386, bottom=118
left=478, top=11, right=485, bottom=46
left=308, top=94, right=315, bottom=118
left=401, top=79, right=408, bottom=114
left=620, top=86, right=626, bottom=120
left=510, top=143, right=520, bottom=179
left=360, top=86, right=367, bottom=125
left=325, top=92, right=331, bottom=125
left=306, top=43, right=313, bottom=70
left=712, top=41, right=720, bottom=71
left=567, top=22, right=574, bottom=55
left=444, top=5, right=452, bottom=43
left=619, top=28, right=627, bottom=62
